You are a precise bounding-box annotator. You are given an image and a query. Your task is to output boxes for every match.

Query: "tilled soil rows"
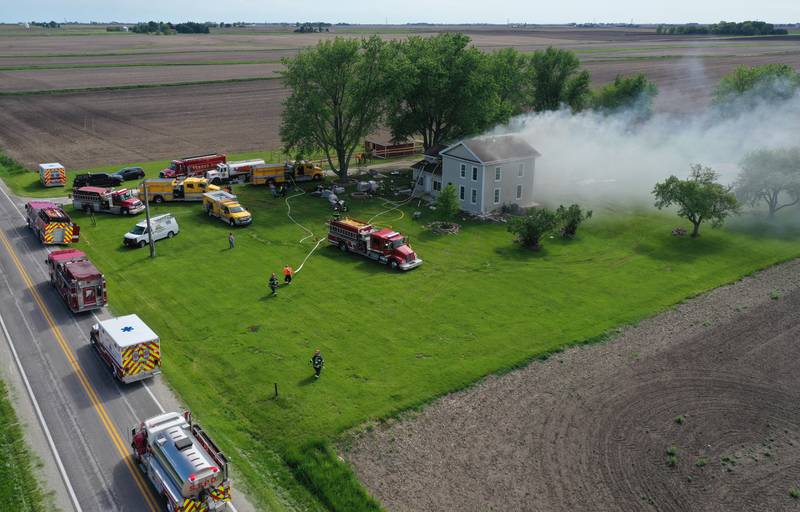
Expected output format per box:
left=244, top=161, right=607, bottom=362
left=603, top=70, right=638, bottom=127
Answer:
left=347, top=259, right=800, bottom=512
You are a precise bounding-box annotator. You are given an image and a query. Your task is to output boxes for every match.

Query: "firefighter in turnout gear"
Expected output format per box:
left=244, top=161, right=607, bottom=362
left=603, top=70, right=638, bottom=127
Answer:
left=310, top=349, right=324, bottom=379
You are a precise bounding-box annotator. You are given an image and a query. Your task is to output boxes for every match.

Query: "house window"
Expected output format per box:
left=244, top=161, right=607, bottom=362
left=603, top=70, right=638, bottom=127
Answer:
left=495, top=167, right=502, bottom=181
left=493, top=188, right=500, bottom=204
left=516, top=185, right=522, bottom=199
left=433, top=180, right=441, bottom=192
left=471, top=188, right=477, bottom=204
left=472, top=166, right=478, bottom=181
left=459, top=186, right=465, bottom=200
left=518, top=163, right=524, bottom=177
left=460, top=164, right=466, bottom=178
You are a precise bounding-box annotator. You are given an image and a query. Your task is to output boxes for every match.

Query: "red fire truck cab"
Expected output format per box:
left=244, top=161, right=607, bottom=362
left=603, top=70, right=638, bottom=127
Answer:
left=25, top=200, right=80, bottom=244
left=46, top=249, right=107, bottom=313
left=327, top=218, right=422, bottom=270
left=160, top=153, right=227, bottom=179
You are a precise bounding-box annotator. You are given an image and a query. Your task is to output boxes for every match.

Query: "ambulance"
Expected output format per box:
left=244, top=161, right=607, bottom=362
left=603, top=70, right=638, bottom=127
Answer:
left=90, top=314, right=162, bottom=383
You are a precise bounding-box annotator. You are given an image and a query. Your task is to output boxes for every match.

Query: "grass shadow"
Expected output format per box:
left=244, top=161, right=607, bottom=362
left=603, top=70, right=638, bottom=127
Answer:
left=493, top=243, right=550, bottom=260
left=632, top=231, right=730, bottom=262
left=297, top=375, right=317, bottom=387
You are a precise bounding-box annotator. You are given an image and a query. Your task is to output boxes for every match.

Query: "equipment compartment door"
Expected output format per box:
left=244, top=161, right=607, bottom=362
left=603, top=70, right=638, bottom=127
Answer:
left=82, top=286, right=97, bottom=306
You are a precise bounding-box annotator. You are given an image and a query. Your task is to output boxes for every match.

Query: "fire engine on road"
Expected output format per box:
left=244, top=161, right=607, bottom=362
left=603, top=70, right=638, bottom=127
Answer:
left=160, top=154, right=227, bottom=179
left=25, top=200, right=79, bottom=244
left=46, top=248, right=107, bottom=313
left=327, top=217, right=422, bottom=270
left=132, top=410, right=232, bottom=511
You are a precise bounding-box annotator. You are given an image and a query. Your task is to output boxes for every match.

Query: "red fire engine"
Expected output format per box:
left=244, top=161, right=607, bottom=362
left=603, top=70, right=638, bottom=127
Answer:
left=46, top=249, right=107, bottom=313
left=327, top=217, right=423, bottom=270
left=25, top=200, right=80, bottom=244
left=160, top=154, right=227, bottom=179
left=72, top=187, right=145, bottom=215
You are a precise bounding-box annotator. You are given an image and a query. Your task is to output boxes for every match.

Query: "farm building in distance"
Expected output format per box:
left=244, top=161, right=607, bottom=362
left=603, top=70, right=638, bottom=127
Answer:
left=364, top=136, right=423, bottom=159
left=412, top=134, right=540, bottom=215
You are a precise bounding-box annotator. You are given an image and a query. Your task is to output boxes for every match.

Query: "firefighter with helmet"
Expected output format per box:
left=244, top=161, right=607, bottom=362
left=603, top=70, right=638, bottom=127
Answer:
left=310, top=349, right=324, bottom=379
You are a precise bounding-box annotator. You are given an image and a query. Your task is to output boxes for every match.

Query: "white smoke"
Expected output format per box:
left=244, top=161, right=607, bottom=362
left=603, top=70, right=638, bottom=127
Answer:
left=493, top=91, right=800, bottom=208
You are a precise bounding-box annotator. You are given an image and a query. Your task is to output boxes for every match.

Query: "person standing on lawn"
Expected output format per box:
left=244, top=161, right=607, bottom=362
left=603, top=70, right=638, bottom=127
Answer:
left=310, top=349, right=324, bottom=379
left=283, top=264, right=293, bottom=285
left=228, top=232, right=235, bottom=249
left=268, top=272, right=279, bottom=296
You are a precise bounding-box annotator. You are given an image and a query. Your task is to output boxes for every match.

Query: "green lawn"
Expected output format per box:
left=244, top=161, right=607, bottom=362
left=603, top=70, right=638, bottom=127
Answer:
left=0, top=380, right=51, bottom=511
left=4, top=153, right=800, bottom=510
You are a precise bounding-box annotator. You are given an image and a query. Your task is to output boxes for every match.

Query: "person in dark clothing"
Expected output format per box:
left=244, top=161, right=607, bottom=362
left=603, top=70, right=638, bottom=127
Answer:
left=228, top=232, right=235, bottom=249
left=268, top=272, right=279, bottom=296
left=310, top=349, right=324, bottom=379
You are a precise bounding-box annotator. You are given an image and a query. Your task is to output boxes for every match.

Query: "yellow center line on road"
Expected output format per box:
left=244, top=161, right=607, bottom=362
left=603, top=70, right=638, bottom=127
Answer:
left=0, top=229, right=161, bottom=512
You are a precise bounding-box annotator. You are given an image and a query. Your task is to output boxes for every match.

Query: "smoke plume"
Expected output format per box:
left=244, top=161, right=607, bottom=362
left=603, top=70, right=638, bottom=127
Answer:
left=494, top=89, right=800, bottom=209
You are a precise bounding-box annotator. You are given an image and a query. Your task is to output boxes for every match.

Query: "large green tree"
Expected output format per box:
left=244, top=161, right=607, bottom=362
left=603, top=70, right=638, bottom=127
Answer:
left=713, top=64, right=800, bottom=105
left=591, top=73, right=658, bottom=119
left=736, top=147, right=800, bottom=218
left=280, top=36, right=394, bottom=180
left=388, top=33, right=500, bottom=151
left=486, top=47, right=533, bottom=120
left=529, top=47, right=591, bottom=112
left=653, top=164, right=740, bottom=237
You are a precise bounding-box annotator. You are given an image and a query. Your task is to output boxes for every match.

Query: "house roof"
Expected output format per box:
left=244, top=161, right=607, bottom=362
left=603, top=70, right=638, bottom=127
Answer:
left=443, top=134, right=541, bottom=164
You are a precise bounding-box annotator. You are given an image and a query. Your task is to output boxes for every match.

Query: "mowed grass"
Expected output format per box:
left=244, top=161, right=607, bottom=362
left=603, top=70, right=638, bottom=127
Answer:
left=54, top=170, right=800, bottom=510
left=0, top=380, right=50, bottom=511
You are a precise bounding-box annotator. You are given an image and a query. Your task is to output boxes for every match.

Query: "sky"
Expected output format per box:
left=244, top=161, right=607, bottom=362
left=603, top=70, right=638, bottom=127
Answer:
left=2, top=0, right=798, bottom=25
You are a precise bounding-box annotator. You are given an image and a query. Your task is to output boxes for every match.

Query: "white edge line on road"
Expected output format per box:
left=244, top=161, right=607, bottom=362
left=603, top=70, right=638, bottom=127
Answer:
left=1, top=182, right=242, bottom=512
left=0, top=182, right=168, bottom=418
left=0, top=309, right=84, bottom=512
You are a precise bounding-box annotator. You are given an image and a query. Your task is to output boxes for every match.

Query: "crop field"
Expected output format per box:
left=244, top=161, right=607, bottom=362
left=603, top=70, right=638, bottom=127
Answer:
left=2, top=149, right=796, bottom=509
left=0, top=25, right=799, bottom=169
left=0, top=380, right=49, bottom=511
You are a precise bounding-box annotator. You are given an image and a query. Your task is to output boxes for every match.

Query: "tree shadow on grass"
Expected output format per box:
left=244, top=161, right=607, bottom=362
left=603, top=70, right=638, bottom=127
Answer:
left=493, top=243, right=550, bottom=261
left=632, top=231, right=730, bottom=262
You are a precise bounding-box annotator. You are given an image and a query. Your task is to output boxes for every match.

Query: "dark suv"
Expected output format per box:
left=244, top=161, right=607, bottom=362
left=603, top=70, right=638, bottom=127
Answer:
left=72, top=172, right=123, bottom=189
left=112, top=167, right=145, bottom=181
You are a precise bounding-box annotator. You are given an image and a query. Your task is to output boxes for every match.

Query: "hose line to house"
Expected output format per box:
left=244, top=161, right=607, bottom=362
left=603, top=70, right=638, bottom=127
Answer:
left=285, top=175, right=323, bottom=274
left=367, top=172, right=421, bottom=224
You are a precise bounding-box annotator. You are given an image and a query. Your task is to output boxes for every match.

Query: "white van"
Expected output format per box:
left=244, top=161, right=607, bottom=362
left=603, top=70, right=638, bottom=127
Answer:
left=123, top=213, right=179, bottom=248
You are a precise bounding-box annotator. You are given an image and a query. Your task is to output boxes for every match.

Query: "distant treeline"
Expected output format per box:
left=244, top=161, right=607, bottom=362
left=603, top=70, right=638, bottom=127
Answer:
left=657, top=20, right=788, bottom=36
left=30, top=21, right=61, bottom=29
left=130, top=21, right=211, bottom=34
left=294, top=22, right=332, bottom=33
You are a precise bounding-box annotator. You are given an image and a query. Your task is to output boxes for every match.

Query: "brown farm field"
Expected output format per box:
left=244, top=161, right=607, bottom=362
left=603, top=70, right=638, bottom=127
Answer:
left=0, top=25, right=799, bottom=169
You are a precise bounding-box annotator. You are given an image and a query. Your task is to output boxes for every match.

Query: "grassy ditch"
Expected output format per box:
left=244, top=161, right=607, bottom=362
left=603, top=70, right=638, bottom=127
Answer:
left=0, top=380, right=51, bottom=511
left=3, top=152, right=800, bottom=510
left=0, top=60, right=282, bottom=71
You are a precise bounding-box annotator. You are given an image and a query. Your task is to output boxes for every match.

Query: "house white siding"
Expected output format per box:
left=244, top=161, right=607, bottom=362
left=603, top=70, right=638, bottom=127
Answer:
left=481, top=157, right=536, bottom=213
left=441, top=154, right=483, bottom=214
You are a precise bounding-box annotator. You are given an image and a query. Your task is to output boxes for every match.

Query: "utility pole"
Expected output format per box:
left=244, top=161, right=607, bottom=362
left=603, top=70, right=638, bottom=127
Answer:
left=143, top=181, right=156, bottom=258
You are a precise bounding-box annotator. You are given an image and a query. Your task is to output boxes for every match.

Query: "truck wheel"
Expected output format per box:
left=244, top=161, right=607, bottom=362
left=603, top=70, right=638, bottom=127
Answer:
left=154, top=195, right=164, bottom=204
left=121, top=208, right=128, bottom=215
left=206, top=207, right=212, bottom=216
left=167, top=231, right=174, bottom=239
left=138, top=240, right=146, bottom=248
left=313, top=174, right=322, bottom=181
left=339, top=242, right=347, bottom=252
left=229, top=219, right=235, bottom=227
left=390, top=260, right=399, bottom=270
left=84, top=205, right=92, bottom=214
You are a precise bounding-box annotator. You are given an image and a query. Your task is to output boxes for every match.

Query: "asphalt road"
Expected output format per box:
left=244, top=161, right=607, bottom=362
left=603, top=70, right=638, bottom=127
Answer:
left=0, top=179, right=254, bottom=512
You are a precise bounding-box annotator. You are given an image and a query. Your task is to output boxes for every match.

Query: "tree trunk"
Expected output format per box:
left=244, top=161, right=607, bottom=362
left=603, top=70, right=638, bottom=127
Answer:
left=691, top=221, right=701, bottom=238
left=335, top=146, right=348, bottom=182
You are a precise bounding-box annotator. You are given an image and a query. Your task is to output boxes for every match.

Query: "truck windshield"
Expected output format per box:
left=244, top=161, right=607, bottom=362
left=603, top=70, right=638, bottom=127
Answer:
left=391, top=238, right=406, bottom=249
left=229, top=206, right=245, bottom=213
left=129, top=226, right=146, bottom=235
left=169, top=163, right=177, bottom=170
